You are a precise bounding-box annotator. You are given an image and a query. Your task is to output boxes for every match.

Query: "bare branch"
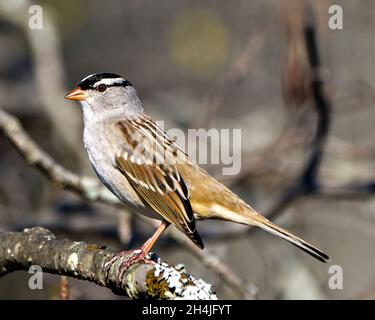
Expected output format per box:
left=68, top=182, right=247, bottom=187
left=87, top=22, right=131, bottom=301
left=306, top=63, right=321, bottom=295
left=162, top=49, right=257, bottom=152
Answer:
left=0, top=227, right=217, bottom=300
left=0, top=108, right=119, bottom=205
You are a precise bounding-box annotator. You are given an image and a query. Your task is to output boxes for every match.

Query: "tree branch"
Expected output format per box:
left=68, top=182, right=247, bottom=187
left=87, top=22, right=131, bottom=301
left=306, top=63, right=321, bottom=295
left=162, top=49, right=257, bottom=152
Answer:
left=0, top=108, right=120, bottom=205
left=0, top=227, right=217, bottom=300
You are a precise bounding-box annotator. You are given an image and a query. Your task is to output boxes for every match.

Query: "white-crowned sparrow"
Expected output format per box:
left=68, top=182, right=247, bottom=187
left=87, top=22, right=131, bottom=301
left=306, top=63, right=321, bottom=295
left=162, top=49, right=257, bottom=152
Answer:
left=65, top=73, right=329, bottom=268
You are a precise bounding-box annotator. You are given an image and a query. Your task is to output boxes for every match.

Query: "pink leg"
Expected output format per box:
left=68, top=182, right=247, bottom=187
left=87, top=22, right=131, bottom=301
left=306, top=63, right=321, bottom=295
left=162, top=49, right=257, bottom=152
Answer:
left=140, top=221, right=169, bottom=254
left=106, top=221, right=169, bottom=282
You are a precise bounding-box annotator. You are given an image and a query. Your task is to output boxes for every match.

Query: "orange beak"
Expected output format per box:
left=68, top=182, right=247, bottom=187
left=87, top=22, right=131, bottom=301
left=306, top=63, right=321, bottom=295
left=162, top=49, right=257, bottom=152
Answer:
left=65, top=86, right=87, bottom=101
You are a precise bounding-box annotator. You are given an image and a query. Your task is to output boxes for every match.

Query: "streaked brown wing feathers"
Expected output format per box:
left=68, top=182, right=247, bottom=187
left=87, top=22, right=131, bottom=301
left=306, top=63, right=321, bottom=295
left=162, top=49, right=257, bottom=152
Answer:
left=114, top=117, right=203, bottom=248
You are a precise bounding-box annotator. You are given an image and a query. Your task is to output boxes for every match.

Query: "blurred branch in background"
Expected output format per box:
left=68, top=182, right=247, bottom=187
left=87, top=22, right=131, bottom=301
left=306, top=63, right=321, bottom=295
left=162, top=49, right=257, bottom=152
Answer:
left=195, top=31, right=264, bottom=128
left=222, top=1, right=316, bottom=189
left=266, top=0, right=332, bottom=221
left=0, top=0, right=84, bottom=166
left=212, top=0, right=375, bottom=243
left=0, top=227, right=217, bottom=300
left=0, top=107, right=257, bottom=299
left=0, top=108, right=117, bottom=205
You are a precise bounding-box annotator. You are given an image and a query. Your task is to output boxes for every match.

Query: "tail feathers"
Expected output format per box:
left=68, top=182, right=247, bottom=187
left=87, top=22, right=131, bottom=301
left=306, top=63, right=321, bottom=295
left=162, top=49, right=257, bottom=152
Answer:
left=256, top=218, right=330, bottom=263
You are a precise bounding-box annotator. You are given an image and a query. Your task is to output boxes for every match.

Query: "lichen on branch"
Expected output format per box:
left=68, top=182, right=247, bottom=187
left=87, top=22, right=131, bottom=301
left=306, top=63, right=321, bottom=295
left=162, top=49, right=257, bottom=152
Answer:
left=0, top=227, right=217, bottom=300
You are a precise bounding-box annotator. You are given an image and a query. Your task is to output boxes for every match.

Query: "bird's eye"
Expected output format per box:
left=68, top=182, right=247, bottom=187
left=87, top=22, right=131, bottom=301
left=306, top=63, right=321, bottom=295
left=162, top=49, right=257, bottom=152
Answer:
left=97, top=84, right=107, bottom=92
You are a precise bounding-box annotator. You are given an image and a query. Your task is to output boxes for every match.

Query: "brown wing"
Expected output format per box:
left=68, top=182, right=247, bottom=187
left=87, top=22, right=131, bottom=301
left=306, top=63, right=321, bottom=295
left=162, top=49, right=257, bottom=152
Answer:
left=114, top=116, right=204, bottom=249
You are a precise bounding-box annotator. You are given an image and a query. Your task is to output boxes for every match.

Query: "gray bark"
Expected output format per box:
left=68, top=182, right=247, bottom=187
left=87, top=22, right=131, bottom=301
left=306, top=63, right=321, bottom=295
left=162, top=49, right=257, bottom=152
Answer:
left=0, top=227, right=217, bottom=300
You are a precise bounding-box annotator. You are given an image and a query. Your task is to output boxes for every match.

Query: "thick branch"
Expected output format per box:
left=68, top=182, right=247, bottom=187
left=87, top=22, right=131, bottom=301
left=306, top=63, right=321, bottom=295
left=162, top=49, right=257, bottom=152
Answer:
left=0, top=227, right=217, bottom=300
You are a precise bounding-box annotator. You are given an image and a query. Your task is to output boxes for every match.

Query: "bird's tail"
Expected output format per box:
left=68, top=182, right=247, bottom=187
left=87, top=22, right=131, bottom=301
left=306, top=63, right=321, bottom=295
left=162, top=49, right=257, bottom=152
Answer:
left=218, top=205, right=330, bottom=263
left=254, top=217, right=330, bottom=263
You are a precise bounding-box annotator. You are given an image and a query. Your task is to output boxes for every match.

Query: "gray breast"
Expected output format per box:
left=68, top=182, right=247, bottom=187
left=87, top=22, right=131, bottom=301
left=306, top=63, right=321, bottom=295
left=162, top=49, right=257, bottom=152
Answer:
left=83, top=123, right=159, bottom=220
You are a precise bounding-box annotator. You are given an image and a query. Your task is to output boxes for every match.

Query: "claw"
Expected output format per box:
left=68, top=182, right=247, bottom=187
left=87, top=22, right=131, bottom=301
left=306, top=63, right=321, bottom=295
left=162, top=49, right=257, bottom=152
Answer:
left=105, top=249, right=156, bottom=286
left=104, top=221, right=168, bottom=286
left=118, top=250, right=147, bottom=280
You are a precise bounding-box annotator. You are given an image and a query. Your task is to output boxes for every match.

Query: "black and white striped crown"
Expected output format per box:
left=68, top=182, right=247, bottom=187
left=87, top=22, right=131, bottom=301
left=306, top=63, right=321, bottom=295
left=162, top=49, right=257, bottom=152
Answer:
left=78, top=73, right=132, bottom=90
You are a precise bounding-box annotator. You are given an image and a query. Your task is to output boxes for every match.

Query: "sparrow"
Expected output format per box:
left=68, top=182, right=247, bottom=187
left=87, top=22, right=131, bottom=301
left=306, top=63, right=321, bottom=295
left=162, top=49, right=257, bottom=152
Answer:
left=65, top=73, right=329, bottom=270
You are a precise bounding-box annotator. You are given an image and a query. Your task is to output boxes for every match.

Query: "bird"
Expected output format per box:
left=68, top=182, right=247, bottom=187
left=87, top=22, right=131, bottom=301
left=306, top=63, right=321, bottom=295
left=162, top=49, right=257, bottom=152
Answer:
left=65, top=72, right=330, bottom=271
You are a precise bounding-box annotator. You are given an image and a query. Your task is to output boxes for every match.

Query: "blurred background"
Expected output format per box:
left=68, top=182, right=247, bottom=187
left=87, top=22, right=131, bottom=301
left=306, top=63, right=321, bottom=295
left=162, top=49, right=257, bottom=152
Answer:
left=0, top=0, right=375, bottom=299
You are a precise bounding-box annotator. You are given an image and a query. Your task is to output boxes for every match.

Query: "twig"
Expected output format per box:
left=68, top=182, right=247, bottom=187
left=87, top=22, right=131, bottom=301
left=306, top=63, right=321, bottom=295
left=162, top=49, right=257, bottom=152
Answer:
left=0, top=227, right=217, bottom=300
left=0, top=108, right=120, bottom=205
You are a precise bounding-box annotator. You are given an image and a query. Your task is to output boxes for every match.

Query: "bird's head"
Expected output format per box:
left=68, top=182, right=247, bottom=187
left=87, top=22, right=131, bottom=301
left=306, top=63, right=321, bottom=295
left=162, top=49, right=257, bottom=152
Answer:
left=65, top=73, right=142, bottom=115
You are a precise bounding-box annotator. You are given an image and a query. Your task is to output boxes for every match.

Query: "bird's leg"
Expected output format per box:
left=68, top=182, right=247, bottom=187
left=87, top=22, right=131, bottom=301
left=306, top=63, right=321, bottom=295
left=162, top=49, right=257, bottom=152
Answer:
left=105, top=221, right=170, bottom=283
left=139, top=220, right=170, bottom=254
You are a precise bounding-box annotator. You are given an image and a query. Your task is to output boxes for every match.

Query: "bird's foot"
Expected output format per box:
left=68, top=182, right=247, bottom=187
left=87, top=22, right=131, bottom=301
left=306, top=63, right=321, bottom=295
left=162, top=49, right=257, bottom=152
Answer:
left=118, top=250, right=153, bottom=277
left=105, top=249, right=157, bottom=286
